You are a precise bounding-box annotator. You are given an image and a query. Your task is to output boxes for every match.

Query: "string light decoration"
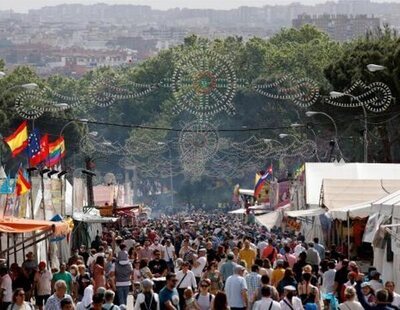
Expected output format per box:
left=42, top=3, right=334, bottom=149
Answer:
left=326, top=80, right=392, bottom=112
left=88, top=76, right=158, bottom=107
left=80, top=132, right=125, bottom=156
left=169, top=46, right=246, bottom=119
left=254, top=74, right=320, bottom=108
left=15, top=87, right=73, bottom=119
left=179, top=119, right=220, bottom=162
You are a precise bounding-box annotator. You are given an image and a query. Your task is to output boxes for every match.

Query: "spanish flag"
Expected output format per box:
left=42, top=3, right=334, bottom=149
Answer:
left=16, top=167, right=31, bottom=196
left=4, top=121, right=28, bottom=157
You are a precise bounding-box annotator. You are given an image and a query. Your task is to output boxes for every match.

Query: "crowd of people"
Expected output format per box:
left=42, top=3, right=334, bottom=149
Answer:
left=0, top=212, right=399, bottom=310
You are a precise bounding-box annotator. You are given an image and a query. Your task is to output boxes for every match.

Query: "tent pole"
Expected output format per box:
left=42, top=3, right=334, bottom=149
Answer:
left=6, top=233, right=9, bottom=267
left=22, top=233, right=25, bottom=259
left=347, top=211, right=351, bottom=259
left=13, top=234, right=17, bottom=263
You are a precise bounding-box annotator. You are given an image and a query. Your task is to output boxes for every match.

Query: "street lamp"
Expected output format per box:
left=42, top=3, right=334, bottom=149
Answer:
left=102, top=141, right=112, bottom=146
left=279, top=133, right=301, bottom=142
left=367, top=64, right=386, bottom=72
left=263, top=138, right=283, bottom=146
left=306, top=111, right=338, bottom=140
left=21, top=83, right=38, bottom=90
left=329, top=91, right=368, bottom=163
left=157, top=142, right=174, bottom=209
left=290, top=123, right=321, bottom=162
left=53, top=103, right=69, bottom=109
left=290, top=123, right=304, bottom=128
left=59, top=118, right=92, bottom=136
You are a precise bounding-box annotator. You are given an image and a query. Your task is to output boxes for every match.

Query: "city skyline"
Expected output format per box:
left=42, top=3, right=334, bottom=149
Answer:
left=2, top=0, right=400, bottom=12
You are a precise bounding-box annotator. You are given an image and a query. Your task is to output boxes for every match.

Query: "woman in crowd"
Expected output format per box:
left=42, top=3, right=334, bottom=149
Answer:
left=7, top=289, right=34, bottom=310
left=92, top=256, right=105, bottom=292
left=211, top=291, right=229, bottom=310
left=203, top=262, right=222, bottom=295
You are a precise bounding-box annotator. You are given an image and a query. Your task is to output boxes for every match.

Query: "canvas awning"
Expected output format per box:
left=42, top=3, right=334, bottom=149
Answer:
left=255, top=211, right=282, bottom=230
left=322, top=179, right=400, bottom=210
left=329, top=201, right=373, bottom=220
left=0, top=217, right=70, bottom=236
left=239, top=189, right=254, bottom=196
left=229, top=208, right=265, bottom=215
left=73, top=212, right=118, bottom=223
left=285, top=208, right=325, bottom=218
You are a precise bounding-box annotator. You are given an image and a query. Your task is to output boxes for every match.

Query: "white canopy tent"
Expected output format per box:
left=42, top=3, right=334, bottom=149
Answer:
left=305, top=163, right=400, bottom=207
left=367, top=190, right=400, bottom=291
left=255, top=211, right=282, bottom=230
left=329, top=201, right=373, bottom=221
left=322, top=179, right=400, bottom=210
left=285, top=208, right=325, bottom=218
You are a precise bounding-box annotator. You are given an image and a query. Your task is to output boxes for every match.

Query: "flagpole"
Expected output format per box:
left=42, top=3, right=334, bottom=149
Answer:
left=26, top=120, right=39, bottom=262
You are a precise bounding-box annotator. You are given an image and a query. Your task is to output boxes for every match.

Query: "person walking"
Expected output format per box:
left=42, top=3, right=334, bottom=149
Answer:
left=45, top=280, right=73, bottom=310
left=112, top=250, right=133, bottom=305
left=225, top=265, right=248, bottom=310
left=0, top=266, right=13, bottom=310
left=253, top=286, right=281, bottom=310
left=134, top=279, right=159, bottom=310
left=34, top=261, right=52, bottom=310
left=159, top=273, right=180, bottom=310
left=176, top=261, right=197, bottom=310
left=220, top=253, right=236, bottom=285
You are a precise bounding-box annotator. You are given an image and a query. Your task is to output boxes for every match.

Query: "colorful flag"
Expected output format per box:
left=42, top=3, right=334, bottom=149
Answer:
left=16, top=167, right=31, bottom=196
left=47, top=136, right=65, bottom=167
left=28, top=129, right=49, bottom=167
left=254, top=165, right=273, bottom=198
left=294, top=164, right=305, bottom=179
left=3, top=121, right=28, bottom=157
left=0, top=176, right=14, bottom=194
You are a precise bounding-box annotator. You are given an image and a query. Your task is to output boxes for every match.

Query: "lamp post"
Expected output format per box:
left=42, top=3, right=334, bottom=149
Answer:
left=306, top=110, right=340, bottom=162
left=329, top=91, right=368, bottom=163
left=158, top=142, right=174, bottom=209
left=290, top=123, right=321, bottom=162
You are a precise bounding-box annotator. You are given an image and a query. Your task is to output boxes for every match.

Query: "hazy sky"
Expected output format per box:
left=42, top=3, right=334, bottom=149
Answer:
left=1, top=0, right=400, bottom=13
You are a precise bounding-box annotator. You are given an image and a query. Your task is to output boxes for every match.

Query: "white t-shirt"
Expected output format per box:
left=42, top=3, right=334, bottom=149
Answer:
left=34, top=270, right=53, bottom=295
left=253, top=297, right=281, bottom=310
left=163, top=245, right=175, bottom=262
left=195, top=293, right=214, bottom=310
left=393, top=292, right=400, bottom=308
left=1, top=274, right=12, bottom=302
left=257, top=241, right=268, bottom=254
left=192, top=256, right=207, bottom=278
left=176, top=270, right=197, bottom=290
left=338, top=300, right=363, bottom=310
left=280, top=297, right=303, bottom=310
left=134, top=292, right=159, bottom=310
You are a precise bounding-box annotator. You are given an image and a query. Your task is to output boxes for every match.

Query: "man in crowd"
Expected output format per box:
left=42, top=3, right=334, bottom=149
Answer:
left=34, top=261, right=52, bottom=310
left=159, top=273, right=180, bottom=310
left=192, top=248, right=207, bottom=285
left=220, top=252, right=236, bottom=284
left=52, top=263, right=73, bottom=295
left=45, top=280, right=73, bottom=310
left=225, top=265, right=248, bottom=310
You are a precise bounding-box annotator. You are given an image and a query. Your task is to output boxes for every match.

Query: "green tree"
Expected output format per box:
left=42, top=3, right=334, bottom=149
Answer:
left=324, top=26, right=400, bottom=162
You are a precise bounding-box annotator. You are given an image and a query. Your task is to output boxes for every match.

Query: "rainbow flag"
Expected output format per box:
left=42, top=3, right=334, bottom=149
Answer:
left=48, top=136, right=65, bottom=167
left=4, top=121, right=28, bottom=157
